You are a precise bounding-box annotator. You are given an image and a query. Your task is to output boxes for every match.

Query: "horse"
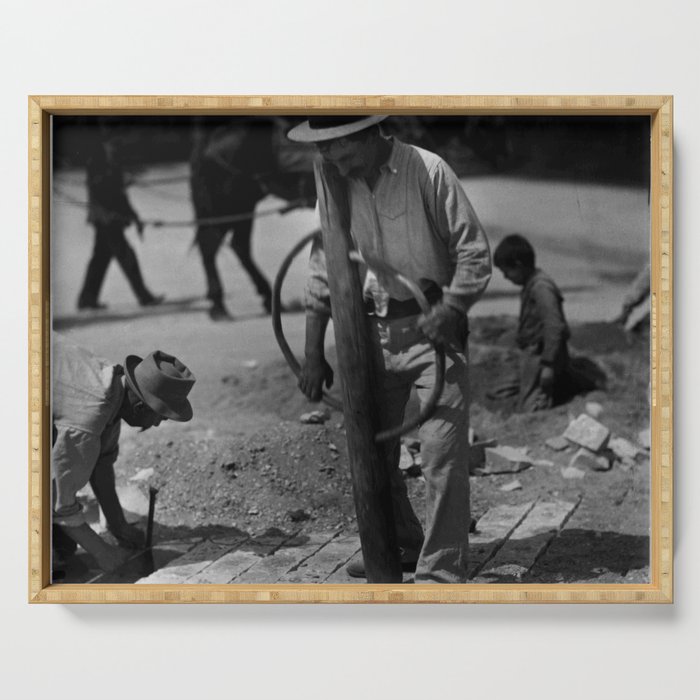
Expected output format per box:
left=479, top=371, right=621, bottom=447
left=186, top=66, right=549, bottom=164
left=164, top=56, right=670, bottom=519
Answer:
left=189, top=117, right=315, bottom=320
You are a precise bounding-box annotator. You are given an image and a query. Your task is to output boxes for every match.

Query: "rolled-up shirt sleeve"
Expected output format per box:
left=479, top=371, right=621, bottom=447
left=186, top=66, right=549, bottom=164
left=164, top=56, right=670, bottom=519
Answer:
left=52, top=426, right=102, bottom=528
left=94, top=421, right=120, bottom=475
left=304, top=226, right=332, bottom=318
left=428, top=161, right=492, bottom=314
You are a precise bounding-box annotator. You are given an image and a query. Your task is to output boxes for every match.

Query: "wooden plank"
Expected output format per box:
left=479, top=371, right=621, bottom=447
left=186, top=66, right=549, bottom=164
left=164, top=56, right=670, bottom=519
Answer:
left=235, top=531, right=338, bottom=584
left=325, top=559, right=364, bottom=584
left=284, top=534, right=362, bottom=583
left=324, top=506, right=535, bottom=583
left=137, top=539, right=245, bottom=584
left=468, top=502, right=536, bottom=579
left=187, top=549, right=269, bottom=584
left=97, top=540, right=202, bottom=584
left=478, top=500, right=579, bottom=581
left=187, top=535, right=286, bottom=584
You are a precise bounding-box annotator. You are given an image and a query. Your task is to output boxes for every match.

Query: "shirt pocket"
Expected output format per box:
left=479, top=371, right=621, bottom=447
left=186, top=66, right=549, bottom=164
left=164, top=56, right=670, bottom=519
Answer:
left=376, top=179, right=407, bottom=221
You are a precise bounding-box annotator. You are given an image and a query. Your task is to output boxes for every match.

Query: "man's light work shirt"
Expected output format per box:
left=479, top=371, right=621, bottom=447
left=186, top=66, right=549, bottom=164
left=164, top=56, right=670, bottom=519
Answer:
left=305, top=137, right=491, bottom=317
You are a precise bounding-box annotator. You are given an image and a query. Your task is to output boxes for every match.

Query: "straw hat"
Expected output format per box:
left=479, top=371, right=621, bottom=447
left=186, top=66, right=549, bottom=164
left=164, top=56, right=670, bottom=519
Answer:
left=287, top=115, right=387, bottom=143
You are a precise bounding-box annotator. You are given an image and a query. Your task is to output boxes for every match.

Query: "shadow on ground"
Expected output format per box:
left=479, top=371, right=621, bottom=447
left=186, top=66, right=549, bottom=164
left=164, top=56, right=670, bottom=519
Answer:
left=475, top=529, right=649, bottom=584
left=53, top=524, right=309, bottom=584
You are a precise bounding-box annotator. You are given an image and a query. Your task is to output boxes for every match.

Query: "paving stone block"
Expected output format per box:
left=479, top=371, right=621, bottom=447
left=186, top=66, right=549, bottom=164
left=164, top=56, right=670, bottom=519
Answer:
left=585, top=402, right=604, bottom=418
left=560, top=465, right=586, bottom=479
left=569, top=447, right=612, bottom=472
left=545, top=435, right=570, bottom=451
left=609, top=436, right=640, bottom=461
left=300, top=410, right=330, bottom=424
left=563, top=414, right=610, bottom=452
left=483, top=446, right=532, bottom=474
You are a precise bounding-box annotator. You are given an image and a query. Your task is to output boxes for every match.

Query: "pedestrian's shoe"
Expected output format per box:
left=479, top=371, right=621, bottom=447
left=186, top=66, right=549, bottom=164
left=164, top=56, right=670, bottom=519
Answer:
left=140, top=294, right=165, bottom=307
left=77, top=299, right=107, bottom=311
left=346, top=558, right=418, bottom=579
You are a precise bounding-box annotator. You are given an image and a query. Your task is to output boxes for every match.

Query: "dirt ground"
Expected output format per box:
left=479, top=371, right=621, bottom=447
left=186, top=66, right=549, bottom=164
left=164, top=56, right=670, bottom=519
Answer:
left=52, top=166, right=651, bottom=583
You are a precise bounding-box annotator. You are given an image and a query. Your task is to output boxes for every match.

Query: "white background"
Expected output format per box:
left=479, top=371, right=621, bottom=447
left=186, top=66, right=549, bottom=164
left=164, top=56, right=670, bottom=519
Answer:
left=1, top=1, right=697, bottom=698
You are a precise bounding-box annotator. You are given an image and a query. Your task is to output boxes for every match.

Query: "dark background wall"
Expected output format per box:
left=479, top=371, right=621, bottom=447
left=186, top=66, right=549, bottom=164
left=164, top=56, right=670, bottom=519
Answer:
left=53, top=115, right=650, bottom=188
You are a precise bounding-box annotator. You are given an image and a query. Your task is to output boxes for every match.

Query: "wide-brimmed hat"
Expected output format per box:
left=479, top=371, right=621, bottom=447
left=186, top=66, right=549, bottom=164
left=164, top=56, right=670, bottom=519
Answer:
left=124, top=351, right=195, bottom=422
left=287, top=115, right=387, bottom=143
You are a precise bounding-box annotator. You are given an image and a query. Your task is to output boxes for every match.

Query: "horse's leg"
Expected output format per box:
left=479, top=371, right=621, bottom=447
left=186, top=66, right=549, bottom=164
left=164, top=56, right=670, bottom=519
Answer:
left=230, top=217, right=274, bottom=314
left=196, top=225, right=230, bottom=320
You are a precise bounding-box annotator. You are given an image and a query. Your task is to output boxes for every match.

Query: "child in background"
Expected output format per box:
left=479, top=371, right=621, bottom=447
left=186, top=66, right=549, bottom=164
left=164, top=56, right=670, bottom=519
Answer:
left=490, top=234, right=571, bottom=411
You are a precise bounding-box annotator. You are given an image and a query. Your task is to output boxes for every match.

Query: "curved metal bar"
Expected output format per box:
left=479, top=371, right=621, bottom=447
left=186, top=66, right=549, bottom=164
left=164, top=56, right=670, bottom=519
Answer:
left=348, top=251, right=446, bottom=444
left=271, top=230, right=343, bottom=412
left=272, top=236, right=446, bottom=442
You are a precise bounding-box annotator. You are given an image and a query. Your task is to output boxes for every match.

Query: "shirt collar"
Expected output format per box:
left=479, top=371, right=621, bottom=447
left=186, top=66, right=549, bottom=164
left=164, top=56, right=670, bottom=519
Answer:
left=379, top=136, right=400, bottom=175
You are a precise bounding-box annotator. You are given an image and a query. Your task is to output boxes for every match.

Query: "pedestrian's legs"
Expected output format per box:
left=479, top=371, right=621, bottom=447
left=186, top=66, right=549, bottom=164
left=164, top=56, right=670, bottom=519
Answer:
left=104, top=223, right=157, bottom=305
left=77, top=225, right=112, bottom=308
left=412, top=336, right=471, bottom=583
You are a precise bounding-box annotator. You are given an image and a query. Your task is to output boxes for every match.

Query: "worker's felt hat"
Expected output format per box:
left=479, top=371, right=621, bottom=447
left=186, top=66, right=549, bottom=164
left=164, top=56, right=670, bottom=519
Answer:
left=124, top=351, right=195, bottom=422
left=287, top=115, right=388, bottom=143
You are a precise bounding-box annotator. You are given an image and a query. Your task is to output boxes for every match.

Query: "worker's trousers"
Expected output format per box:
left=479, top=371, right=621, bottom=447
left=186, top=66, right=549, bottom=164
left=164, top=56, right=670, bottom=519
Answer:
left=78, top=223, right=153, bottom=306
left=367, top=314, right=471, bottom=583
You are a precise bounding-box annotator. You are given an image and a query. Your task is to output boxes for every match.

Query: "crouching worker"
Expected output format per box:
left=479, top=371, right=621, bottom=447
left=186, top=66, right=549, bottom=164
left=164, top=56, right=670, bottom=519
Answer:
left=52, top=335, right=195, bottom=573
left=490, top=234, right=571, bottom=412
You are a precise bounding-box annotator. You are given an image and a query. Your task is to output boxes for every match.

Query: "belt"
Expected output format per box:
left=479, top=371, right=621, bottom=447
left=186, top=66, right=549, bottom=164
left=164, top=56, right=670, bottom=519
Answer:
left=364, top=284, right=443, bottom=319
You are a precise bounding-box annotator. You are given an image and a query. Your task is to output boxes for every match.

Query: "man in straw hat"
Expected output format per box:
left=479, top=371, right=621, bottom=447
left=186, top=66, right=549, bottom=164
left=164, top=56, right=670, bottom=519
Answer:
left=288, top=116, right=491, bottom=583
left=51, top=334, right=195, bottom=574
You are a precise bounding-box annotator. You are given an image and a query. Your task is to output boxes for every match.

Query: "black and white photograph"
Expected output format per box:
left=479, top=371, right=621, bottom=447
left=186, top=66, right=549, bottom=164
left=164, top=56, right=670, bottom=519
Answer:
left=50, top=113, right=651, bottom=586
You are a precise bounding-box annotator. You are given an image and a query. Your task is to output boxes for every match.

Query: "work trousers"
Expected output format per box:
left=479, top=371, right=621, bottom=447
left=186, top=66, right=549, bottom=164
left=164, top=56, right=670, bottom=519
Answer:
left=78, top=223, right=153, bottom=306
left=368, top=314, right=471, bottom=583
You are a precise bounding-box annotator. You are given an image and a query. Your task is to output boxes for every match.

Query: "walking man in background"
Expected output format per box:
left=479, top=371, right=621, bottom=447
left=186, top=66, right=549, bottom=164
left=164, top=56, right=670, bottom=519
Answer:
left=77, top=130, right=163, bottom=310
left=288, top=116, right=491, bottom=583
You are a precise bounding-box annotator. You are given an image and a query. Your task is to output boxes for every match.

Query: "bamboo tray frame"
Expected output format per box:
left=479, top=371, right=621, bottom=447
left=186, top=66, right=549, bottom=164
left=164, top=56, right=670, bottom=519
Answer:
left=28, top=95, right=673, bottom=603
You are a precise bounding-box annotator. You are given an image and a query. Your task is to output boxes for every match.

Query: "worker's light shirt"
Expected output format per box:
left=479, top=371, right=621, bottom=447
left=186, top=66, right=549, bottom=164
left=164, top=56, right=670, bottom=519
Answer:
left=305, top=137, right=492, bottom=317
left=52, top=335, right=124, bottom=528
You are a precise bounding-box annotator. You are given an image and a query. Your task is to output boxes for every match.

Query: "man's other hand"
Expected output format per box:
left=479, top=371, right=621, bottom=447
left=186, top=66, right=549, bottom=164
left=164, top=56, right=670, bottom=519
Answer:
left=417, top=302, right=463, bottom=346
left=299, top=356, right=334, bottom=402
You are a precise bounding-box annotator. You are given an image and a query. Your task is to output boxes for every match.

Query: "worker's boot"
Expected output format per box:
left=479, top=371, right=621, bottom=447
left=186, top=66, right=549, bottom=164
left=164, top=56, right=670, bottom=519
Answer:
left=346, top=557, right=418, bottom=579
